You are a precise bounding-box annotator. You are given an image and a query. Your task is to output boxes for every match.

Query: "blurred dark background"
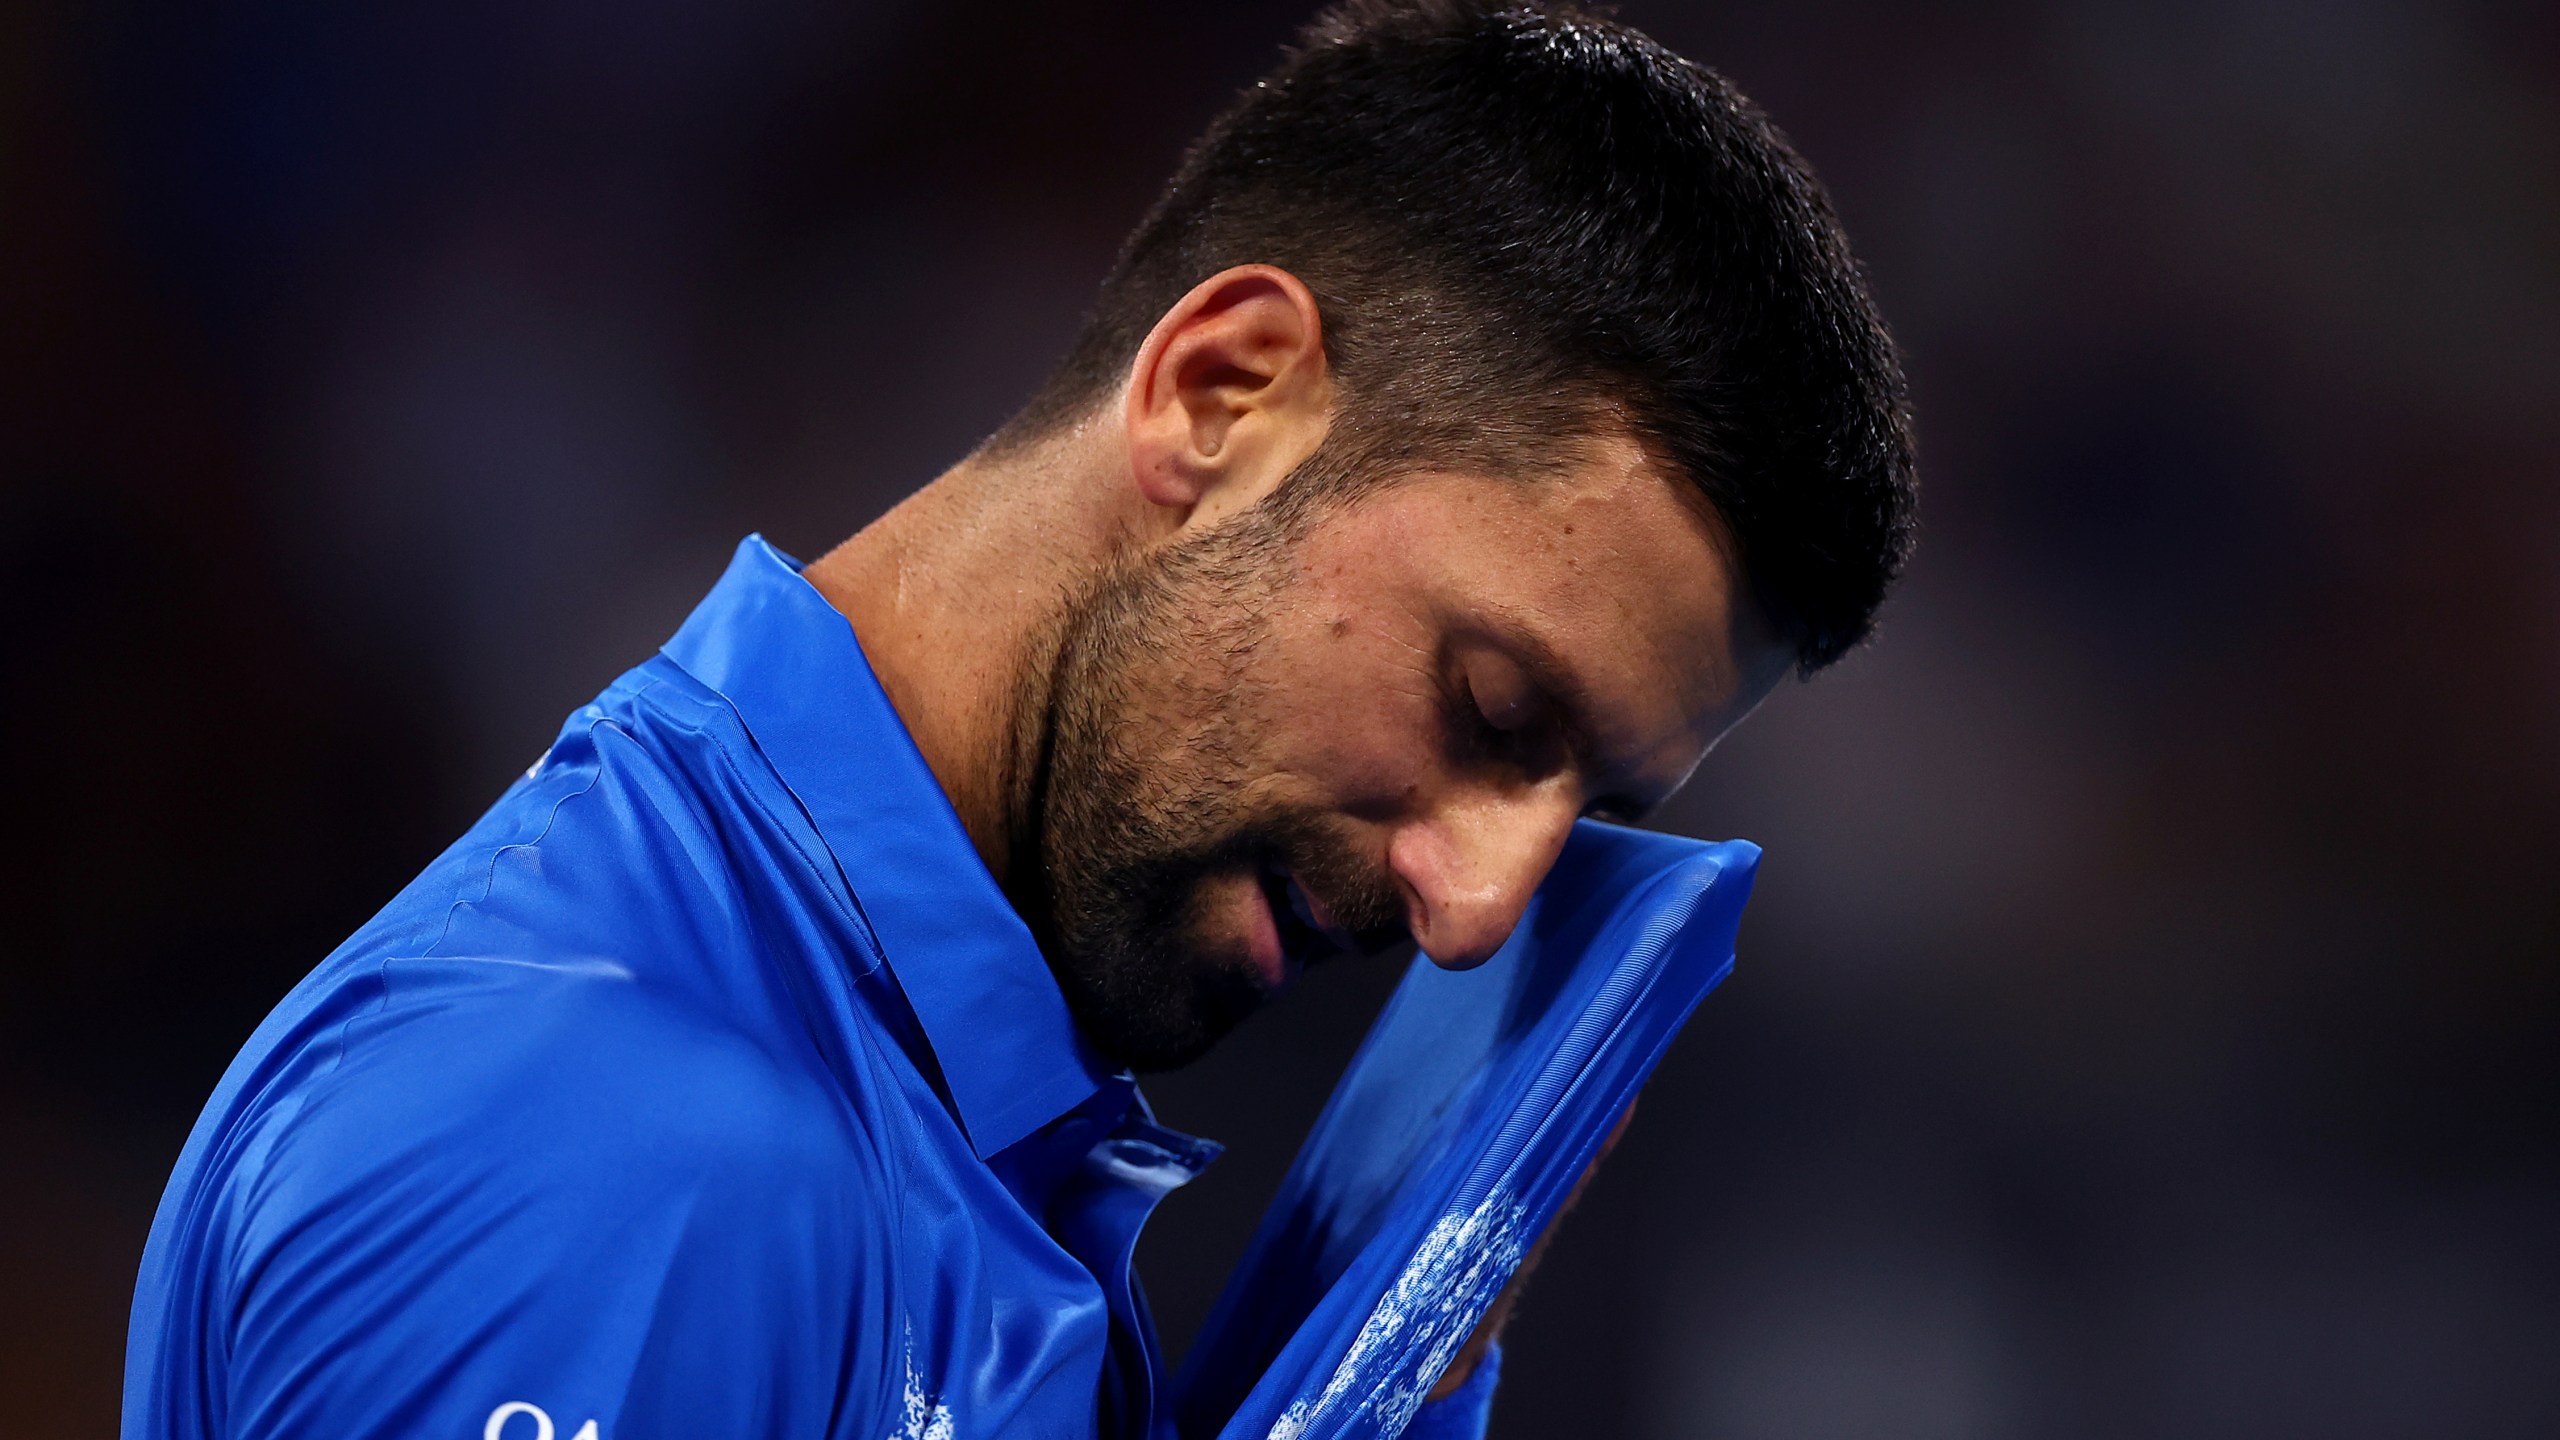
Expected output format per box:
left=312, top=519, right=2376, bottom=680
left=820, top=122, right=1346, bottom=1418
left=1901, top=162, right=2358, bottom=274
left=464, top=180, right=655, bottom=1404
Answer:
left=6, top=1, right=2557, bottom=1435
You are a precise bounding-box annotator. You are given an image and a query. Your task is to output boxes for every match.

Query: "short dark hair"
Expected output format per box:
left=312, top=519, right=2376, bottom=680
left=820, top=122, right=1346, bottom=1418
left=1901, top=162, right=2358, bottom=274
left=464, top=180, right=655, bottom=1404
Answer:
left=994, top=0, right=1916, bottom=672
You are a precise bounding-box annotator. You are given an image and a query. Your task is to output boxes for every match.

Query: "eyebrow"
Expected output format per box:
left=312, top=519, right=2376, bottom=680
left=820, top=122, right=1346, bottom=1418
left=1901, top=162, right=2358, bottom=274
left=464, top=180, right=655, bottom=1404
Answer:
left=1477, top=612, right=1659, bottom=823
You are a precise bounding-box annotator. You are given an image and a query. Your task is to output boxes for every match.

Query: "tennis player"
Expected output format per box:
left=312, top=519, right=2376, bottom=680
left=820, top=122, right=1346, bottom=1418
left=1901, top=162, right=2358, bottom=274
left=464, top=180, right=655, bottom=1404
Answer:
left=123, top=3, right=1915, bottom=1437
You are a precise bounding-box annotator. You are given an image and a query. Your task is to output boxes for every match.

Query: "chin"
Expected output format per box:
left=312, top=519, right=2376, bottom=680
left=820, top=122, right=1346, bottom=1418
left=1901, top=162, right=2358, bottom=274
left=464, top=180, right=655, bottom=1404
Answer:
left=1058, top=941, right=1274, bottom=1075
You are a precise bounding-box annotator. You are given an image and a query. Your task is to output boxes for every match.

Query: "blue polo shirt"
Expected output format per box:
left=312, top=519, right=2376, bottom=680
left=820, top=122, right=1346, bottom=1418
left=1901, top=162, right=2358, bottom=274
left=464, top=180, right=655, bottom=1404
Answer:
left=124, top=536, right=1498, bottom=1440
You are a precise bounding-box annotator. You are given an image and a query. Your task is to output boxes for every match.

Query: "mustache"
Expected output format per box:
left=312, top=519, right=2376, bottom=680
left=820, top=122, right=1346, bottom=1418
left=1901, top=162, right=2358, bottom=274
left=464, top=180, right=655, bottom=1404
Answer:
left=1242, top=809, right=1411, bottom=956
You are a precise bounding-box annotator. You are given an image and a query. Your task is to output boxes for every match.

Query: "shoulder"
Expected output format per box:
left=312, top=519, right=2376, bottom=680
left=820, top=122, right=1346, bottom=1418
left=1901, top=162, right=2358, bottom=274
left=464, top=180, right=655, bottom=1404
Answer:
left=275, top=956, right=884, bottom=1224
left=218, top=961, right=907, bottom=1392
left=229, top=658, right=907, bottom=1260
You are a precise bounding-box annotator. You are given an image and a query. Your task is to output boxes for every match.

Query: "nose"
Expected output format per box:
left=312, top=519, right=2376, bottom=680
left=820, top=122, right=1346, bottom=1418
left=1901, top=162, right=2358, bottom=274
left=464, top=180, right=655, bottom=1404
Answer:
left=1386, top=784, right=1580, bottom=970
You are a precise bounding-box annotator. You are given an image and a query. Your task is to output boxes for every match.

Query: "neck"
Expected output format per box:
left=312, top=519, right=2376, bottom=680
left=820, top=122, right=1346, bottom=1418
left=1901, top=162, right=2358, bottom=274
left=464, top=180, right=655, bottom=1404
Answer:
left=801, top=426, right=1129, bottom=885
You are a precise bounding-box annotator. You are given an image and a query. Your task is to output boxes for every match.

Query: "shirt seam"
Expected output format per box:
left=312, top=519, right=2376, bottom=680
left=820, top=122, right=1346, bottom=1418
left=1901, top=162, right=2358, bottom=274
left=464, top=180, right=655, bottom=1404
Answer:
left=232, top=718, right=612, bottom=1355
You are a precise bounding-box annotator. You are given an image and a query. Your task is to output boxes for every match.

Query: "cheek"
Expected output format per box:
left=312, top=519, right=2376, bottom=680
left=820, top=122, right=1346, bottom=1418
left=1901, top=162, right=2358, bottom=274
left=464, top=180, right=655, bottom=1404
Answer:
left=1245, top=608, right=1445, bottom=809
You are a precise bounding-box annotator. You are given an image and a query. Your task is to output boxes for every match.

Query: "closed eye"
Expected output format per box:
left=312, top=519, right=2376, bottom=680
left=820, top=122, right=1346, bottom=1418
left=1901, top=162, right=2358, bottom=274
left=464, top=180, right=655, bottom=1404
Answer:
left=1446, top=618, right=1660, bottom=825
left=1447, top=671, right=1505, bottom=752
left=1452, top=669, right=1566, bottom=774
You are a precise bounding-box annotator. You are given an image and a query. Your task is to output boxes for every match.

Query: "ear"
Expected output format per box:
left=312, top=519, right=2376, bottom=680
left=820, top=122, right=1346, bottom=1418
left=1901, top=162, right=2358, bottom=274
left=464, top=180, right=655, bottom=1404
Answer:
left=1121, top=265, right=1333, bottom=531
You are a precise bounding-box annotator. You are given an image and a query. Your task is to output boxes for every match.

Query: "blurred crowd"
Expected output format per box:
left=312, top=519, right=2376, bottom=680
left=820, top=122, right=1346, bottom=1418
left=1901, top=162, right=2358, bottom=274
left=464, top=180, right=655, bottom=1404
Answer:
left=5, top=2, right=2554, bottom=1435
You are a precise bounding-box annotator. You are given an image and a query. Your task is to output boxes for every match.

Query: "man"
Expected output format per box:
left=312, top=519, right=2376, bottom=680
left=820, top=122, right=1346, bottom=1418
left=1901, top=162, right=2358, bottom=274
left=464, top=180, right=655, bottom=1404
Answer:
left=124, top=2, right=1914, bottom=1437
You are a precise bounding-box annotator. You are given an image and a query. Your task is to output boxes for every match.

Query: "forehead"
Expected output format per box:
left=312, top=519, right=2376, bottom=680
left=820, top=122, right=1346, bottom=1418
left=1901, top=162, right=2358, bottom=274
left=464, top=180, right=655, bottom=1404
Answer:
left=1301, top=432, right=1779, bottom=789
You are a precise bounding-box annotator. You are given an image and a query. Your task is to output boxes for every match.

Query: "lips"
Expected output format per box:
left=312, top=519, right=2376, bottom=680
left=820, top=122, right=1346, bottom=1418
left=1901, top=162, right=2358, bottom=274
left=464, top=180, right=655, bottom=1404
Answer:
left=1257, top=866, right=1358, bottom=973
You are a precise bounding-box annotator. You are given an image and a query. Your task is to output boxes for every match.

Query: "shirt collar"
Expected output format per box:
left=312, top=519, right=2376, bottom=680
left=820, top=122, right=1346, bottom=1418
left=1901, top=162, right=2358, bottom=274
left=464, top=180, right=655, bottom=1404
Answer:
left=659, top=535, right=1119, bottom=1158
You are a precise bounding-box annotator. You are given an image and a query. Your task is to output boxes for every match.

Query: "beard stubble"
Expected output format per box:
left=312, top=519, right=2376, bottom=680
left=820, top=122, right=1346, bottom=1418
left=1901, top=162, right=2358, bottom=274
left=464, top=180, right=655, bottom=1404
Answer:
left=1013, top=503, right=1407, bottom=1072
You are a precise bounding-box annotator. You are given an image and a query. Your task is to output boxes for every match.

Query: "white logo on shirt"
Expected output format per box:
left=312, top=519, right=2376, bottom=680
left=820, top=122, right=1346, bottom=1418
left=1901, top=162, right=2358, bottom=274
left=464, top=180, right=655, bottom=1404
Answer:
left=1269, top=1188, right=1529, bottom=1440
left=485, top=1400, right=599, bottom=1440
left=892, top=1324, right=954, bottom=1440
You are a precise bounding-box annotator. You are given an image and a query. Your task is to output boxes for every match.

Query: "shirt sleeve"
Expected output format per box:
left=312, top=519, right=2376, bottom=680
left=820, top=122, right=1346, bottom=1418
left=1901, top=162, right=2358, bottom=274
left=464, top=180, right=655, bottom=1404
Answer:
left=215, top=970, right=902, bottom=1440
left=1400, top=1342, right=1502, bottom=1440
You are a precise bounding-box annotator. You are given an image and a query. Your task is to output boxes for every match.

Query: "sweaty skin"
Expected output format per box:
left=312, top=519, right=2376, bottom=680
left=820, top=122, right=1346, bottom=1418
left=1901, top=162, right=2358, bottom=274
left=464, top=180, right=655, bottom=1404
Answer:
left=804, top=263, right=1791, bottom=1386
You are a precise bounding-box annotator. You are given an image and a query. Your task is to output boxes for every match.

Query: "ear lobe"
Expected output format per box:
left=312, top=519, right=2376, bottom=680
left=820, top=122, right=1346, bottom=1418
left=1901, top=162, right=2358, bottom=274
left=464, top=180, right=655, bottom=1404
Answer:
left=1122, top=265, right=1332, bottom=519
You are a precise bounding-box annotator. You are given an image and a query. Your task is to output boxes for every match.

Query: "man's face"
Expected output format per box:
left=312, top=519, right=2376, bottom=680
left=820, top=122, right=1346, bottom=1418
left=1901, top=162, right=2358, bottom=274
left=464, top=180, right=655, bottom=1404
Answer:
left=1027, top=430, right=1789, bottom=1072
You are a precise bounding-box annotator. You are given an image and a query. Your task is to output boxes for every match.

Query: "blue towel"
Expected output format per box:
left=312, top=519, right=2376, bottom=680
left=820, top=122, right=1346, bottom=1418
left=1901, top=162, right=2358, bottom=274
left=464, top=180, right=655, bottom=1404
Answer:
left=1173, top=820, right=1759, bottom=1439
